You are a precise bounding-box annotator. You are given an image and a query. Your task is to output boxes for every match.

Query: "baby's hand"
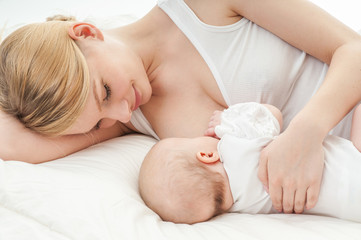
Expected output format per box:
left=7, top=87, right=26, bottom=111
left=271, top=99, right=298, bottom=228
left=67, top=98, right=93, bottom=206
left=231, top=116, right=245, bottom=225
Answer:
left=204, top=110, right=222, bottom=138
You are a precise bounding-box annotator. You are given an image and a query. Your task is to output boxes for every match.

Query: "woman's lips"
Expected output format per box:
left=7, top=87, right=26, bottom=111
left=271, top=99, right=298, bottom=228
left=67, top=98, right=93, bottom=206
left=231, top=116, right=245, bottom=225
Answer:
left=133, top=87, right=141, bottom=111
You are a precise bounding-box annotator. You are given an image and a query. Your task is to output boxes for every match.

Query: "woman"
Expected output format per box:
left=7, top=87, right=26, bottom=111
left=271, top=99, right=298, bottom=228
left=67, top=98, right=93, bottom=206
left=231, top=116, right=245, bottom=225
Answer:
left=1, top=0, right=361, bottom=215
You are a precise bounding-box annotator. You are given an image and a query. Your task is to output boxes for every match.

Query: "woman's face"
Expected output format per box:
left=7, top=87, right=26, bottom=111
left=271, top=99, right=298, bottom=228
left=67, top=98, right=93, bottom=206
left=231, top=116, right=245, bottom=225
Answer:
left=65, top=34, right=152, bottom=135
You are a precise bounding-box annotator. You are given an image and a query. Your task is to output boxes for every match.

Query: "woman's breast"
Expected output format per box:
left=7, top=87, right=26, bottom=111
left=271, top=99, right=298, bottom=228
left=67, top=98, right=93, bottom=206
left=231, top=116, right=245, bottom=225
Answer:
left=141, top=93, right=224, bottom=139
left=140, top=31, right=227, bottom=139
left=141, top=62, right=226, bottom=138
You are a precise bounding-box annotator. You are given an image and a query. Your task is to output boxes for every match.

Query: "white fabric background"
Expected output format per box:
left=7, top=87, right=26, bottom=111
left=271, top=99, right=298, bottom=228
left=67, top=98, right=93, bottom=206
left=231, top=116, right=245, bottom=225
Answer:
left=0, top=1, right=361, bottom=240
left=0, top=0, right=360, bottom=31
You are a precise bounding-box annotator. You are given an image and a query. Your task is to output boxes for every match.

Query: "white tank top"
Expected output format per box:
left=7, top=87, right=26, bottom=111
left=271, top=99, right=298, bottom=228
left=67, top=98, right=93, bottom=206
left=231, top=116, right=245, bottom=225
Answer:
left=130, top=0, right=353, bottom=139
left=218, top=103, right=361, bottom=222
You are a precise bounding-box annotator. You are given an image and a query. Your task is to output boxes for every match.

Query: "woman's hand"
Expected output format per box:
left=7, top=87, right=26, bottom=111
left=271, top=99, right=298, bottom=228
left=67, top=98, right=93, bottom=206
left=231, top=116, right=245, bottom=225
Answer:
left=258, top=121, right=325, bottom=214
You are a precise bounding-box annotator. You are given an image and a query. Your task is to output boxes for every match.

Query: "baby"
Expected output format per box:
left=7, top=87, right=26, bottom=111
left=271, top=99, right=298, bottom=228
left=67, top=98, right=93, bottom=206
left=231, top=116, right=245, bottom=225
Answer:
left=138, top=102, right=361, bottom=224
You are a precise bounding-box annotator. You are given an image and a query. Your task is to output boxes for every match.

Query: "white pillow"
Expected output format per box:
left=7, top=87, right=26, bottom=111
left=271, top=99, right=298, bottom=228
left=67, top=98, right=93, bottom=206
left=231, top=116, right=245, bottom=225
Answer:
left=1, top=134, right=361, bottom=240
left=0, top=134, right=164, bottom=239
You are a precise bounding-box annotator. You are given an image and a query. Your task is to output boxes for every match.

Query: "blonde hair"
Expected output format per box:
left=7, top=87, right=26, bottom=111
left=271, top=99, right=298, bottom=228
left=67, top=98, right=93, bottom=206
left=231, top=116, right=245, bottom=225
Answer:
left=0, top=16, right=90, bottom=136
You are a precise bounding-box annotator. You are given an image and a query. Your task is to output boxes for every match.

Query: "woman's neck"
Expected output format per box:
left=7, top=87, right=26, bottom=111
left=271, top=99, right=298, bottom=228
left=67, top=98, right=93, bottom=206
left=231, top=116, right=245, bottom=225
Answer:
left=104, top=6, right=173, bottom=83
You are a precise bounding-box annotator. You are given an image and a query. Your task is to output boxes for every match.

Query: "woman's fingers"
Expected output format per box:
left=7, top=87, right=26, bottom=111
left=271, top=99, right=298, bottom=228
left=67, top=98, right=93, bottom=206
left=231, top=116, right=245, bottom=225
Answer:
left=281, top=185, right=296, bottom=213
left=270, top=187, right=307, bottom=213
left=268, top=179, right=321, bottom=213
left=267, top=176, right=320, bottom=213
left=258, top=122, right=325, bottom=214
left=306, top=184, right=321, bottom=210
left=269, top=184, right=283, bottom=212
left=294, top=188, right=307, bottom=213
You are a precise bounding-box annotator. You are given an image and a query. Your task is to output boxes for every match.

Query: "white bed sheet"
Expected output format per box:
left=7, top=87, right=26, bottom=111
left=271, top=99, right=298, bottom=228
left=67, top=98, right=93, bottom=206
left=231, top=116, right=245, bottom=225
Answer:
left=1, top=134, right=361, bottom=240
left=1, top=1, right=361, bottom=239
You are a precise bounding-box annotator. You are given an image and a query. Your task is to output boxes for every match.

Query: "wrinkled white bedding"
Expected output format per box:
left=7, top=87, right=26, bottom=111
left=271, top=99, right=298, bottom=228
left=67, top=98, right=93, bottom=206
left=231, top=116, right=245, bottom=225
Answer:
left=1, top=134, right=361, bottom=240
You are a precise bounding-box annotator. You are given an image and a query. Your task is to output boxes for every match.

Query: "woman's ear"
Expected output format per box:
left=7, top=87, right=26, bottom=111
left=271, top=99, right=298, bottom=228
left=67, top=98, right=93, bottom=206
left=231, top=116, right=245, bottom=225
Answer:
left=68, top=23, right=104, bottom=41
left=196, top=151, right=220, bottom=164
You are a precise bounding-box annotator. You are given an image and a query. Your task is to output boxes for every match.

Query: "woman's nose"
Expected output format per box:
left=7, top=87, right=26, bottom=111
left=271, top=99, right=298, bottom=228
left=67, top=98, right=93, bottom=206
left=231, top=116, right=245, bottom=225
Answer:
left=105, top=99, right=132, bottom=124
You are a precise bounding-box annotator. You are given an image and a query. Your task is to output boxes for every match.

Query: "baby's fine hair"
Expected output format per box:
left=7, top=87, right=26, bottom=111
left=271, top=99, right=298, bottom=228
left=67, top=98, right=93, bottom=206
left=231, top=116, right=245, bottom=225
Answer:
left=0, top=15, right=90, bottom=136
left=172, top=154, right=226, bottom=217
left=139, top=144, right=226, bottom=222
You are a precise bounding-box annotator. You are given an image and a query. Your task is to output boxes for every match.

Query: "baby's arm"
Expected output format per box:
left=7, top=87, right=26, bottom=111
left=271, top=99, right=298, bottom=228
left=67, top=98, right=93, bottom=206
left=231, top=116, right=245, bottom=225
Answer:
left=204, top=103, right=283, bottom=138
left=262, top=104, right=283, bottom=130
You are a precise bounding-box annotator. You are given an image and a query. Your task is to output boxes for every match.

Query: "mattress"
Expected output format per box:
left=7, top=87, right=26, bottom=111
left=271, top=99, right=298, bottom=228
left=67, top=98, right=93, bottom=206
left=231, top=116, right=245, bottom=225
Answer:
left=1, top=134, right=361, bottom=240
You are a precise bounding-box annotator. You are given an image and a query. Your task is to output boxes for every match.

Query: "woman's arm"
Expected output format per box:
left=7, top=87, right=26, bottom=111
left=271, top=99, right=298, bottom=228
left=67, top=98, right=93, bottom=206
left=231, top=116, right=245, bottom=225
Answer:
left=0, top=111, right=130, bottom=163
left=351, top=104, right=361, bottom=151
left=225, top=0, right=361, bottom=213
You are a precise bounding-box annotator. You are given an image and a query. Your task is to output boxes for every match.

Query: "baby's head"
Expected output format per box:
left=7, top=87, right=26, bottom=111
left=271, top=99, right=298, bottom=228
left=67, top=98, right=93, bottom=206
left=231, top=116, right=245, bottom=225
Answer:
left=139, top=137, right=233, bottom=224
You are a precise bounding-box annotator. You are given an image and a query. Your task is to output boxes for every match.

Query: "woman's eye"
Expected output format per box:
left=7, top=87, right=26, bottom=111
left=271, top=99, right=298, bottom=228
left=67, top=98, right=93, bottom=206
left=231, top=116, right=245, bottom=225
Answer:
left=94, top=120, right=102, bottom=130
left=103, top=84, right=111, bottom=101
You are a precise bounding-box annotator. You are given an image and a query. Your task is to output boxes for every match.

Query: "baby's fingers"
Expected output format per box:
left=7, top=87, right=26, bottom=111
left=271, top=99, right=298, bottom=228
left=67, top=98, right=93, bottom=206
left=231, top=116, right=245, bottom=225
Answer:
left=209, top=111, right=222, bottom=125
left=204, top=127, right=217, bottom=138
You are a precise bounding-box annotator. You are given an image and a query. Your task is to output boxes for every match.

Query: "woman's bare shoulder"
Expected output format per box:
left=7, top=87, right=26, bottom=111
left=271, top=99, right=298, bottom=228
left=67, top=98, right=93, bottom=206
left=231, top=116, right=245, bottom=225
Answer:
left=184, top=0, right=242, bottom=26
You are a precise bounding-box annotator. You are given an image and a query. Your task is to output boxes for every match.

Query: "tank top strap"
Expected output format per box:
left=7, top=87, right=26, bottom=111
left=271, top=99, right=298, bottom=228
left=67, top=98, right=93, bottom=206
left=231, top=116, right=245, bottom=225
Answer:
left=130, top=108, right=160, bottom=140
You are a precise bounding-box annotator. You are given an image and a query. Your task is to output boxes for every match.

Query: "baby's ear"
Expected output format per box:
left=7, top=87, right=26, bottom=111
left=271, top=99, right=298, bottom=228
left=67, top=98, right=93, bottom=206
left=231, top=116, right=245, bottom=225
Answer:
left=196, top=151, right=220, bottom=164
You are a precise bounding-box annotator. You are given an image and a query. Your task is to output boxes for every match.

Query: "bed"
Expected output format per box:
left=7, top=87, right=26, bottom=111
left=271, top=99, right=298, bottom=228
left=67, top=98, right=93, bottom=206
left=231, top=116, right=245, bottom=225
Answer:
left=1, top=1, right=361, bottom=239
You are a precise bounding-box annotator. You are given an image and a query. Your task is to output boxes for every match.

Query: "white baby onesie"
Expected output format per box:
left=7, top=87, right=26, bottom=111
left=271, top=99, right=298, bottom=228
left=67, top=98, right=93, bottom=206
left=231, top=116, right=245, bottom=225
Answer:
left=216, top=102, right=361, bottom=222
